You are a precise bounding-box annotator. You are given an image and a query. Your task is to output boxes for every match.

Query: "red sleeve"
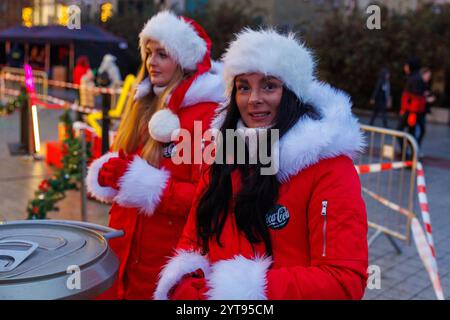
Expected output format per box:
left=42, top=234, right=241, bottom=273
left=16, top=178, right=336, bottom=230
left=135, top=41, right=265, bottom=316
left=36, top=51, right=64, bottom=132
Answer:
left=156, top=102, right=217, bottom=218
left=156, top=178, right=198, bottom=218
left=266, top=156, right=368, bottom=300
left=175, top=167, right=210, bottom=251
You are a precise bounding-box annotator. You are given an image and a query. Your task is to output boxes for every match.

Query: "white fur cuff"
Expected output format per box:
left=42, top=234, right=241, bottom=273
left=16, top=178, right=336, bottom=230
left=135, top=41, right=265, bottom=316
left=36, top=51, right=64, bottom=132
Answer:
left=86, top=152, right=119, bottom=203
left=114, top=156, right=170, bottom=215
left=206, top=255, right=272, bottom=300
left=154, top=250, right=211, bottom=300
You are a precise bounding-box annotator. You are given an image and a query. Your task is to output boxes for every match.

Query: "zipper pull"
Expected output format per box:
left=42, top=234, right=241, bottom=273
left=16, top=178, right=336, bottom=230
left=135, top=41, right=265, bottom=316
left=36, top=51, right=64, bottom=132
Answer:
left=321, top=200, right=328, bottom=216
left=321, top=200, right=328, bottom=257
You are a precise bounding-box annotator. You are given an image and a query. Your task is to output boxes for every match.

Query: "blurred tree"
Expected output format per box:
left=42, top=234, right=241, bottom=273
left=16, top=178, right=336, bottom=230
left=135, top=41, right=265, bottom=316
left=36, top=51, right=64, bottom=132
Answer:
left=88, top=1, right=158, bottom=75
left=88, top=1, right=262, bottom=72
left=306, top=3, right=450, bottom=110
left=186, top=1, right=264, bottom=60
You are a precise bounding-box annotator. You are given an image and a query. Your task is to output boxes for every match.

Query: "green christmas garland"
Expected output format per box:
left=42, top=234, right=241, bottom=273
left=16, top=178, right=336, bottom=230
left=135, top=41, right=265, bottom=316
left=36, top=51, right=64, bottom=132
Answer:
left=0, top=90, right=27, bottom=117
left=27, top=110, right=92, bottom=219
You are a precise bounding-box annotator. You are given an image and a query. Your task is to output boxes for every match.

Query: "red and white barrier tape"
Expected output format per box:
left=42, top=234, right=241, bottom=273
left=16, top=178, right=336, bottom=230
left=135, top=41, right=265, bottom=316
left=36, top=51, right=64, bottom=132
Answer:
left=68, top=103, right=95, bottom=114
left=411, top=218, right=445, bottom=300
left=361, top=187, right=414, bottom=218
left=1, top=86, right=94, bottom=114
left=2, top=73, right=122, bottom=94
left=1, top=88, right=21, bottom=97
left=34, top=93, right=94, bottom=114
left=414, top=162, right=444, bottom=299
left=355, top=160, right=413, bottom=174
left=359, top=159, right=444, bottom=299
left=416, top=162, right=436, bottom=257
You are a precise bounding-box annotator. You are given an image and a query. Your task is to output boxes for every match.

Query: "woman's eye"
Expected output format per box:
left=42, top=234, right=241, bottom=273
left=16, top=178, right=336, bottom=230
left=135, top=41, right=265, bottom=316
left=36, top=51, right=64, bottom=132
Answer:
left=159, top=52, right=168, bottom=58
left=263, top=82, right=278, bottom=90
left=237, top=85, right=250, bottom=92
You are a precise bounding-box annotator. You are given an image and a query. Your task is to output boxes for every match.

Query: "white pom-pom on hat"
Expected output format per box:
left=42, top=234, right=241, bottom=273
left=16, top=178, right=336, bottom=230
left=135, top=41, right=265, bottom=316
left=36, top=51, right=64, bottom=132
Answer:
left=148, top=109, right=180, bottom=143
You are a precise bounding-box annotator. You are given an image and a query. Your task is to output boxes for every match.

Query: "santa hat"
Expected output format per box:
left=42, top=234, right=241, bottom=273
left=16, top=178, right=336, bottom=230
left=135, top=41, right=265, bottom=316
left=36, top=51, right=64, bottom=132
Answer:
left=222, top=28, right=316, bottom=102
left=138, top=11, right=212, bottom=143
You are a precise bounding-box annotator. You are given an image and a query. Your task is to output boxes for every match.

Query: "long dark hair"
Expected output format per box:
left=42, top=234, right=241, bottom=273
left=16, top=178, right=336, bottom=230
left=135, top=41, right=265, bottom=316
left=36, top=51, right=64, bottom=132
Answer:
left=196, top=84, right=320, bottom=256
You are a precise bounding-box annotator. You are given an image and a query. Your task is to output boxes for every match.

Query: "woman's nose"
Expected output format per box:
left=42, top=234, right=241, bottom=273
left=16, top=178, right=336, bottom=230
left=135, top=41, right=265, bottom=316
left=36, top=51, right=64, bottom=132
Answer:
left=148, top=55, right=157, bottom=67
left=249, top=89, right=263, bottom=106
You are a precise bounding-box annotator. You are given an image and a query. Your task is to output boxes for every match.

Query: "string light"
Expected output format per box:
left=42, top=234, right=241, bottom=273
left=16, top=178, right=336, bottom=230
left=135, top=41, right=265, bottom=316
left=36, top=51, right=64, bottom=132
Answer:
left=101, top=3, right=113, bottom=23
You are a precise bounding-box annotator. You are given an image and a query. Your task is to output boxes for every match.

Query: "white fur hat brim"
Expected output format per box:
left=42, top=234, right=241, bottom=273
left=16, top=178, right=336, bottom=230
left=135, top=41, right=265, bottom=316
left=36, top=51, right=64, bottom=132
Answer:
left=139, top=11, right=207, bottom=71
left=222, top=28, right=316, bottom=102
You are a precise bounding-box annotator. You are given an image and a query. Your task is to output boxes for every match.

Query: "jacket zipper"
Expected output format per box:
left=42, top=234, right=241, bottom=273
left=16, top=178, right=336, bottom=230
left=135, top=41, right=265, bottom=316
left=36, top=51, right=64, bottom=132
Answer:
left=321, top=200, right=328, bottom=257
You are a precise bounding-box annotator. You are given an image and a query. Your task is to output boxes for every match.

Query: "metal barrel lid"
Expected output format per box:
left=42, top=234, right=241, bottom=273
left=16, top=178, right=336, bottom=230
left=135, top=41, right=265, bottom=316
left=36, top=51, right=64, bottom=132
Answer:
left=0, top=220, right=121, bottom=300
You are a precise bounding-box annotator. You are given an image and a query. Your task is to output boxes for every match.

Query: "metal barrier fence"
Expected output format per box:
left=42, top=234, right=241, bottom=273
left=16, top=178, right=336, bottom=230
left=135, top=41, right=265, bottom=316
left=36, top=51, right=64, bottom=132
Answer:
left=0, top=67, right=122, bottom=112
left=1, top=67, right=48, bottom=99
left=358, top=124, right=419, bottom=250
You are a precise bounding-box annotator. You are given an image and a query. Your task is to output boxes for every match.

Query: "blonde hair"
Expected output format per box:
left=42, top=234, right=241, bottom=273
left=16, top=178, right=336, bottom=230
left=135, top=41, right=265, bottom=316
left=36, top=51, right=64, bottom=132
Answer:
left=113, top=63, right=184, bottom=168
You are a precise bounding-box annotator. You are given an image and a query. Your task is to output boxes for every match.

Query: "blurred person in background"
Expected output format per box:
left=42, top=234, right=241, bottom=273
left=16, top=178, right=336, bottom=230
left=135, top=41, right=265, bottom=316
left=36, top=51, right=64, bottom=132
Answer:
left=416, top=67, right=436, bottom=154
left=73, top=56, right=91, bottom=86
left=397, top=57, right=426, bottom=156
left=369, top=68, right=391, bottom=128
left=97, top=54, right=122, bottom=87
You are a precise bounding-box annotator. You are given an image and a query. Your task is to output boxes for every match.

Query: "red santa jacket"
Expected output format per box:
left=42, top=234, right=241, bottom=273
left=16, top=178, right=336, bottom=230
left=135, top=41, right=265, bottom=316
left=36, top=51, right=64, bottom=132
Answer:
left=154, top=81, right=369, bottom=300
left=86, top=63, right=225, bottom=299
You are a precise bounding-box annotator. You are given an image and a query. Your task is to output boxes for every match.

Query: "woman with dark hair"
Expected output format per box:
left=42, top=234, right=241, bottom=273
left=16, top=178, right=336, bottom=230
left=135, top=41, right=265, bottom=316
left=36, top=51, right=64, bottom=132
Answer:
left=155, top=29, right=368, bottom=300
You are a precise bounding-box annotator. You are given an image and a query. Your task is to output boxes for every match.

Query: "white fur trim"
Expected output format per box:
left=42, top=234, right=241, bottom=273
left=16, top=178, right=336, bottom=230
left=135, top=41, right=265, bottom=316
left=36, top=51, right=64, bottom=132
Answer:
left=148, top=109, right=180, bottom=143
left=86, top=152, right=119, bottom=203
left=276, top=80, right=366, bottom=182
left=139, top=11, right=207, bottom=71
left=181, top=61, right=226, bottom=107
left=210, top=103, right=228, bottom=129
left=206, top=255, right=272, bottom=300
left=154, top=250, right=211, bottom=300
left=114, top=156, right=170, bottom=215
left=222, top=28, right=316, bottom=102
left=134, top=77, right=152, bottom=100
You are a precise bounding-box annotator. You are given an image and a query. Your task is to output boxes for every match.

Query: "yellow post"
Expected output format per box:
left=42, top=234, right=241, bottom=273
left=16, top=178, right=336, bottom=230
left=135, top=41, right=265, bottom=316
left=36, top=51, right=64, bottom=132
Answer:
left=87, top=74, right=136, bottom=137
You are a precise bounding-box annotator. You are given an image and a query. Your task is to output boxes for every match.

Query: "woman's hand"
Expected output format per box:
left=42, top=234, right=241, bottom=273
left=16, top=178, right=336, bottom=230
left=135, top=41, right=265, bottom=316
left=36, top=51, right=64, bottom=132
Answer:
left=169, top=269, right=208, bottom=300
left=98, top=150, right=134, bottom=190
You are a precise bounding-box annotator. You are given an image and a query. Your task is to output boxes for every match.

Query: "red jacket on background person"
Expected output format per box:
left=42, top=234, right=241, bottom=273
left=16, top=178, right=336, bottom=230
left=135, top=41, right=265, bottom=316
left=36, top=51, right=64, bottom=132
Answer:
left=400, top=70, right=427, bottom=127
left=401, top=91, right=426, bottom=114
left=86, top=12, right=225, bottom=299
left=155, top=80, right=369, bottom=300
left=73, top=56, right=90, bottom=85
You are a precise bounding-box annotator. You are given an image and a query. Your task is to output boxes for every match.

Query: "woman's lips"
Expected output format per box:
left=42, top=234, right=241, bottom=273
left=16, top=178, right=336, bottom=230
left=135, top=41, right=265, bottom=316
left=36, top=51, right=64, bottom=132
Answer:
left=249, top=112, right=271, bottom=121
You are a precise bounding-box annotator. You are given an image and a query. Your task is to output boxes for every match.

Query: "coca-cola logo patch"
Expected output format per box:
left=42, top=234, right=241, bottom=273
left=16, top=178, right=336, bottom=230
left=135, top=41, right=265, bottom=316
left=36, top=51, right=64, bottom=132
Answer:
left=266, top=205, right=290, bottom=230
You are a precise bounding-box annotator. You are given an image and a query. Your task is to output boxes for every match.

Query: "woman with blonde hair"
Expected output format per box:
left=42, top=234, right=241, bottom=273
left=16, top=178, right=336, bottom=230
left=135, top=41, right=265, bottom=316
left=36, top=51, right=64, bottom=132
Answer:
left=86, top=11, right=224, bottom=299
